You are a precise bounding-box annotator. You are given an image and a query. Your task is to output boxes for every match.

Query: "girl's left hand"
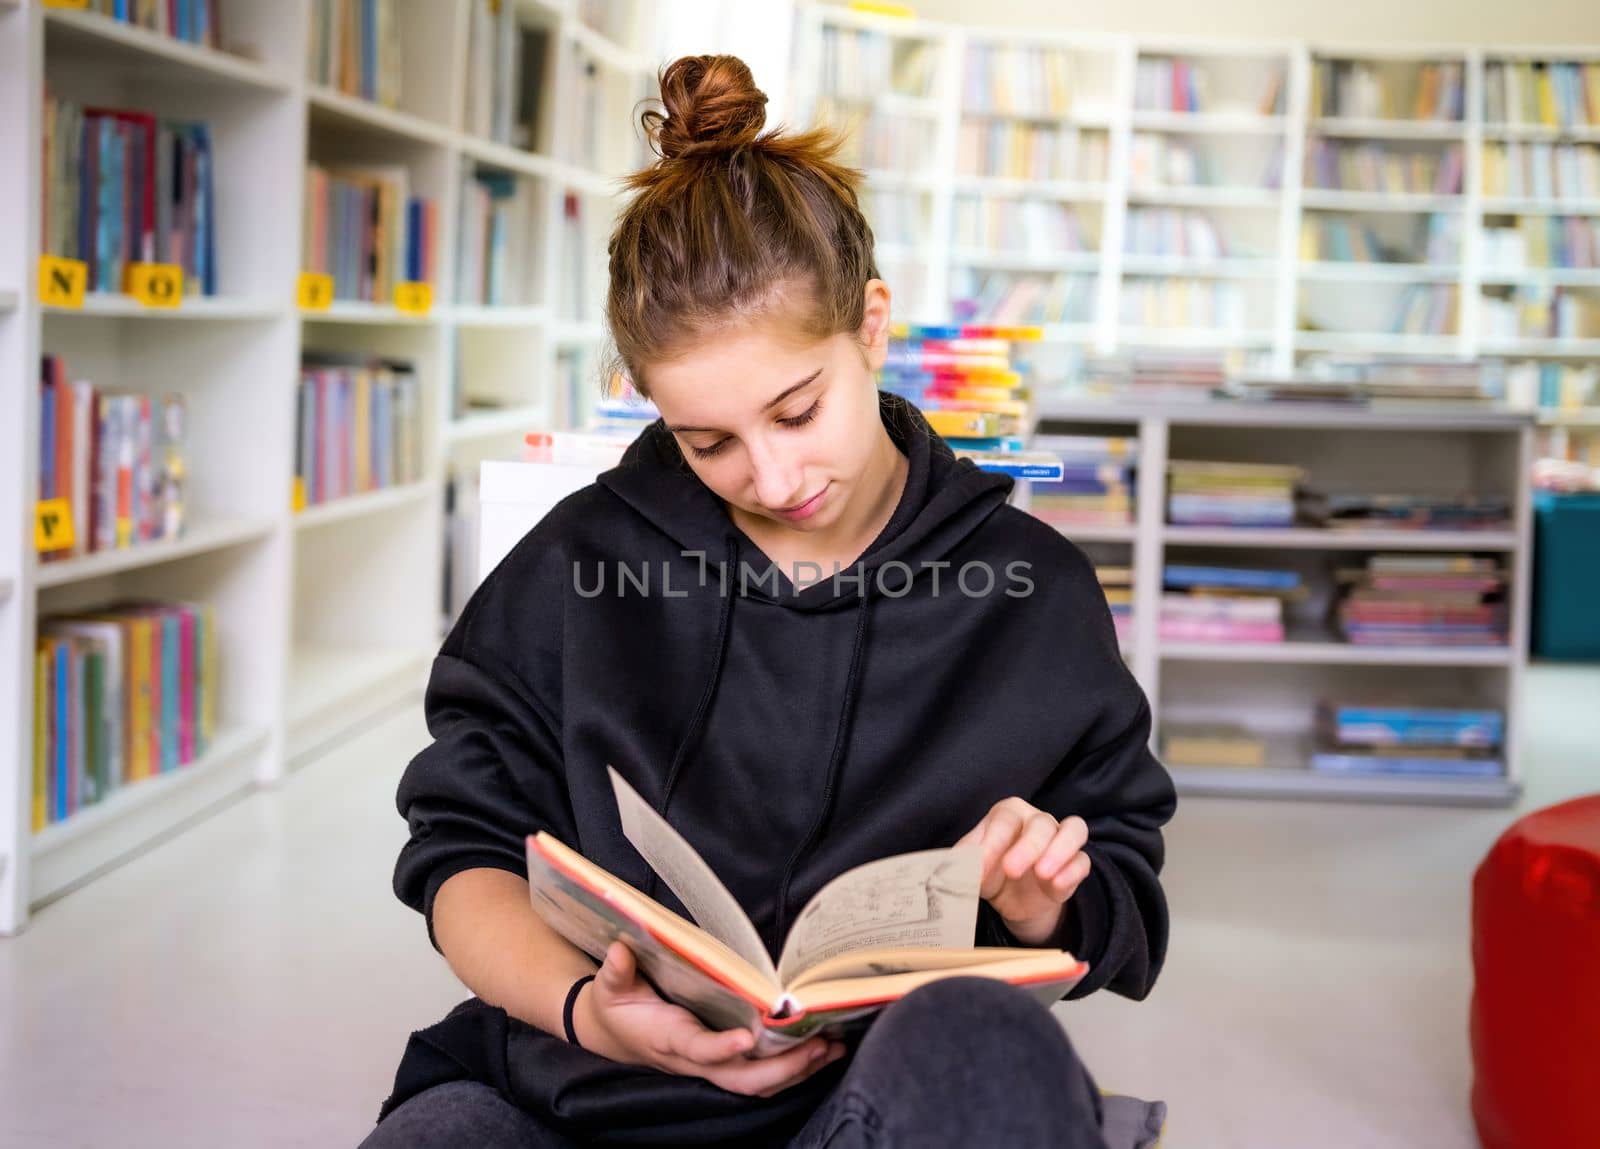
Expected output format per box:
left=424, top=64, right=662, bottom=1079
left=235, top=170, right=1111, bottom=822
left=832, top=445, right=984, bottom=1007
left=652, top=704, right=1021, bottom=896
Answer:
left=956, top=798, right=1091, bottom=946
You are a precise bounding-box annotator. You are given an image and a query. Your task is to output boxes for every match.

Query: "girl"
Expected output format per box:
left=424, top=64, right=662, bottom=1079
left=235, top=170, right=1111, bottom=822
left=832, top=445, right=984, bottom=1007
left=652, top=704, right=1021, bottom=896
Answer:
left=364, top=55, right=1175, bottom=1149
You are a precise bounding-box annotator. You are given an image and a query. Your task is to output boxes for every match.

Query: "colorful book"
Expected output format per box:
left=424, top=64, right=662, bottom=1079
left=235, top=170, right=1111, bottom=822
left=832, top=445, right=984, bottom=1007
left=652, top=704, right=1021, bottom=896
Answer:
left=526, top=769, right=1086, bottom=1056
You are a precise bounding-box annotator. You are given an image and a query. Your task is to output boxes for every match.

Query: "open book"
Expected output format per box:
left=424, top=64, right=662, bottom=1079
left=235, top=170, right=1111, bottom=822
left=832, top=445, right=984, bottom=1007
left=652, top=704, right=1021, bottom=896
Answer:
left=524, top=768, right=1088, bottom=1054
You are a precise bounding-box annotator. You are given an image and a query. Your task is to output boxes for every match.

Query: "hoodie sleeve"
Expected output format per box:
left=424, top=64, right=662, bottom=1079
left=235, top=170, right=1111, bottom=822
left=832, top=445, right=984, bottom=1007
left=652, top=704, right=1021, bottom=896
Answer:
left=976, top=539, right=1176, bottom=1002
left=392, top=537, right=575, bottom=952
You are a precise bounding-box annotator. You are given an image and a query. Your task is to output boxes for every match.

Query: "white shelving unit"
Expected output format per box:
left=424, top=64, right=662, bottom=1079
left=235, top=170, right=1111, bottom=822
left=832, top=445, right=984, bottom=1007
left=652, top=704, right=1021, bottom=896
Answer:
left=792, top=8, right=1600, bottom=386
left=0, top=0, right=660, bottom=933
left=1034, top=395, right=1534, bottom=805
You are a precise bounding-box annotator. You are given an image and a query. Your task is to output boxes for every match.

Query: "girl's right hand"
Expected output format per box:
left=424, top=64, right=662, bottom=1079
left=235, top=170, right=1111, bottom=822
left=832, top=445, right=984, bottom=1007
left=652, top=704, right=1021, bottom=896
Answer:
left=572, top=942, right=847, bottom=1097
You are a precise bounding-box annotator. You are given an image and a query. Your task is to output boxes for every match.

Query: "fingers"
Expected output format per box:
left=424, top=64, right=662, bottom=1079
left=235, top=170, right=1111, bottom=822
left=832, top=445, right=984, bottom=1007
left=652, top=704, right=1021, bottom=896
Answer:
left=1051, top=851, right=1092, bottom=899
left=669, top=1018, right=756, bottom=1065
left=972, top=799, right=1030, bottom=898
left=704, top=1038, right=846, bottom=1097
left=1001, top=809, right=1060, bottom=880
left=1034, top=816, right=1089, bottom=881
left=595, top=941, right=636, bottom=996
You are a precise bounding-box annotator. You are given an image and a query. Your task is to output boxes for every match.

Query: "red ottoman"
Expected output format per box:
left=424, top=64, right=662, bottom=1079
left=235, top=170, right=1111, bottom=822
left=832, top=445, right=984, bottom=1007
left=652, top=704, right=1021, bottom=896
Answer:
left=1471, top=795, right=1600, bottom=1148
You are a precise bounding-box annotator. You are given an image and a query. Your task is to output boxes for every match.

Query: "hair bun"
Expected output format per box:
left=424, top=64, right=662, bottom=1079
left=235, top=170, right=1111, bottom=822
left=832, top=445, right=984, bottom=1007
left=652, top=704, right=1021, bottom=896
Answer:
left=644, top=55, right=768, bottom=161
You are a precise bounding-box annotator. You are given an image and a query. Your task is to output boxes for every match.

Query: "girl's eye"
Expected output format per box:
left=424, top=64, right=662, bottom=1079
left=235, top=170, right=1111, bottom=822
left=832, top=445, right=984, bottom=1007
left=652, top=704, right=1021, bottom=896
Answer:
left=688, top=438, right=730, bottom=460
left=779, top=400, right=822, bottom=429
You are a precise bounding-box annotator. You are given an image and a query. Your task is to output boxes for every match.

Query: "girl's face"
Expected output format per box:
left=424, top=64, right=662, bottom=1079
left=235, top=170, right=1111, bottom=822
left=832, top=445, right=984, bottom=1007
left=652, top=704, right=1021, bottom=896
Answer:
left=646, top=281, right=893, bottom=537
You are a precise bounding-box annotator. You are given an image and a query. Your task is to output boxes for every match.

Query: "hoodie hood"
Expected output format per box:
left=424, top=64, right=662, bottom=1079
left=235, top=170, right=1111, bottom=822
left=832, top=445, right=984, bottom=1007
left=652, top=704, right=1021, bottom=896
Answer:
left=597, top=391, right=1014, bottom=612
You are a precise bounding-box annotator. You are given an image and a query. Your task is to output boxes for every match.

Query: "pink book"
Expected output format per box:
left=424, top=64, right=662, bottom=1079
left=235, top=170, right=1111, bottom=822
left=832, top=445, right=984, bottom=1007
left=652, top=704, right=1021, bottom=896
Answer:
left=178, top=607, right=196, bottom=764
left=146, top=612, right=163, bottom=771
left=1160, top=619, right=1286, bottom=643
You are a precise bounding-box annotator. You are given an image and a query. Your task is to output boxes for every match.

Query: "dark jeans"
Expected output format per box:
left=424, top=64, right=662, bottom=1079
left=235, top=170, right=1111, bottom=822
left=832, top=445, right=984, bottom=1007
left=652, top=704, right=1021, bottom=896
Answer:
left=359, top=978, right=1112, bottom=1148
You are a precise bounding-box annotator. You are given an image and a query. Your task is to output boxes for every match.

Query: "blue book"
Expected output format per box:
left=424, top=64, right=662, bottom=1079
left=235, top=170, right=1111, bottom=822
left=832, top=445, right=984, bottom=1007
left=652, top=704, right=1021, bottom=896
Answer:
left=95, top=117, right=120, bottom=292
left=362, top=0, right=377, bottom=100
left=943, top=436, right=1027, bottom=452
left=162, top=613, right=180, bottom=771
left=1334, top=706, right=1504, bottom=747
left=1165, top=565, right=1301, bottom=591
left=194, top=125, right=215, bottom=294
left=40, top=375, right=56, bottom=501
left=407, top=199, right=422, bottom=283
left=1311, top=751, right=1503, bottom=778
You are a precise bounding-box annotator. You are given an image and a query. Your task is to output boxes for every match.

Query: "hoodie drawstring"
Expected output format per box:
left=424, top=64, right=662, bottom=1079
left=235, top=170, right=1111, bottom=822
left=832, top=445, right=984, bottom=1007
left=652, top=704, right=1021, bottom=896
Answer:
left=772, top=589, right=872, bottom=942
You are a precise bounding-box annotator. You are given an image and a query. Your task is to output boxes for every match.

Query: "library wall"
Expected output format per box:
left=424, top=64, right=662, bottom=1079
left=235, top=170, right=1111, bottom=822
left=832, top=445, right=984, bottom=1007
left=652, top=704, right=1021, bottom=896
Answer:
left=895, top=0, right=1599, bottom=48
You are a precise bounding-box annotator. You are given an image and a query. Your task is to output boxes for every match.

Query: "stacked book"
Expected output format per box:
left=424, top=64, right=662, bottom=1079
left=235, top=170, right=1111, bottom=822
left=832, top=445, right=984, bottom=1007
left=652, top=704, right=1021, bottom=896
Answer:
left=949, top=270, right=1097, bottom=327
left=879, top=324, right=1056, bottom=479
left=1075, top=351, right=1232, bottom=401
left=1123, top=208, right=1233, bottom=259
left=1386, top=285, right=1459, bottom=336
left=1503, top=360, right=1600, bottom=410
left=1097, top=565, right=1134, bottom=647
left=956, top=121, right=1109, bottom=183
left=1311, top=59, right=1465, bottom=121
left=295, top=356, right=425, bottom=508
left=308, top=0, right=402, bottom=106
left=819, top=25, right=938, bottom=102
left=38, top=355, right=186, bottom=563
left=41, top=96, right=217, bottom=297
left=952, top=198, right=1094, bottom=253
left=34, top=601, right=218, bottom=831
left=1484, top=60, right=1600, bottom=129
left=1481, top=285, right=1600, bottom=340
left=1312, top=703, right=1504, bottom=777
left=1161, top=723, right=1268, bottom=769
left=457, top=168, right=530, bottom=307
left=1160, top=564, right=1299, bottom=643
left=1028, top=435, right=1136, bottom=527
left=462, top=0, right=549, bottom=148
left=1480, top=216, right=1600, bottom=272
left=1482, top=142, right=1600, bottom=202
left=963, top=42, right=1076, bottom=117
left=1120, top=279, right=1249, bottom=332
left=1303, top=139, right=1464, bottom=194
left=1334, top=554, right=1509, bottom=647
left=76, top=0, right=220, bottom=47
left=1301, top=492, right=1512, bottom=533
left=1167, top=460, right=1303, bottom=527
left=304, top=163, right=437, bottom=304
left=1300, top=213, right=1457, bottom=264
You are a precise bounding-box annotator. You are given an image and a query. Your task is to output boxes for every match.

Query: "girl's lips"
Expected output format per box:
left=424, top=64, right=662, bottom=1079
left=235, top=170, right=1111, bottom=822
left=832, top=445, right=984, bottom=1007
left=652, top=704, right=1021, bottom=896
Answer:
left=777, top=484, right=829, bottom=521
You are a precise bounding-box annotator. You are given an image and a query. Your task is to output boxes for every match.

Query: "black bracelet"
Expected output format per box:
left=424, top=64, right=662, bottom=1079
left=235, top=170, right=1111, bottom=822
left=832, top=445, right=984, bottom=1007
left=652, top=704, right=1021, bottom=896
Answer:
left=564, top=973, right=597, bottom=1047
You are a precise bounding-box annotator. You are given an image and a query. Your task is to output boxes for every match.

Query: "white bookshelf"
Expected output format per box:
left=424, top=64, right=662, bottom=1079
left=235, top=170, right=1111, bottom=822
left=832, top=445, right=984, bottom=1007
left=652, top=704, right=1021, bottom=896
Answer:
left=1033, top=396, right=1534, bottom=806
left=793, top=10, right=1600, bottom=381
left=0, top=0, right=659, bottom=933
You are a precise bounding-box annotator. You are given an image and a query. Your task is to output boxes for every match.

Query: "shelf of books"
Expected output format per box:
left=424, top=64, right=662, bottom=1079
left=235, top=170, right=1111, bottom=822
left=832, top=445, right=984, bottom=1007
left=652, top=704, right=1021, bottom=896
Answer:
left=1030, top=397, right=1532, bottom=806
left=0, top=0, right=658, bottom=933
left=790, top=10, right=1600, bottom=412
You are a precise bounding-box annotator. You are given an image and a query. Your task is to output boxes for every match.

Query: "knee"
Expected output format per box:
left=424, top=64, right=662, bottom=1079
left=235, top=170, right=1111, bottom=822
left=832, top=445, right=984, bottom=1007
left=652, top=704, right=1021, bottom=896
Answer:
left=871, top=977, right=1072, bottom=1058
left=360, top=1081, right=543, bottom=1149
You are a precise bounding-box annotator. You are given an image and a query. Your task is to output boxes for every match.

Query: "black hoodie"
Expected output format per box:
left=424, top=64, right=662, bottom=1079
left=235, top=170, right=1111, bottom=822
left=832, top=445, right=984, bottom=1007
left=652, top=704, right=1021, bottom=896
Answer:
left=380, top=393, right=1176, bottom=1145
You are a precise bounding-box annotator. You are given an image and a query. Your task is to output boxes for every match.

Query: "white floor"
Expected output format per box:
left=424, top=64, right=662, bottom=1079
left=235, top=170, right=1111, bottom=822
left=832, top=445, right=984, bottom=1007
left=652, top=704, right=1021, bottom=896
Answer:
left=2, top=667, right=1597, bottom=1149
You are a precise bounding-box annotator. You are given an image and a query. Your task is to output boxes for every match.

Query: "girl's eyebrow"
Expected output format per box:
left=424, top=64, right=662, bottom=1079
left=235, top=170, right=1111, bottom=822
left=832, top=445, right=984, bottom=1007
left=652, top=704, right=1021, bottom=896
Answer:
left=666, top=369, right=824, bottom=434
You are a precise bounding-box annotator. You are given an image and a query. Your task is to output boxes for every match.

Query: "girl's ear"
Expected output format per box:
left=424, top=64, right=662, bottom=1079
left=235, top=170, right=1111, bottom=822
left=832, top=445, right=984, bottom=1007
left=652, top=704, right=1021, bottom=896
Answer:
left=859, top=280, right=892, bottom=371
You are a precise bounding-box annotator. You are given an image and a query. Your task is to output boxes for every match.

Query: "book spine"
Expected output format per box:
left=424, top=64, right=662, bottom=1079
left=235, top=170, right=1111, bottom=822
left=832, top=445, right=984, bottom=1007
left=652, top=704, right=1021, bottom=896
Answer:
left=55, top=641, right=70, bottom=822
left=179, top=608, right=196, bottom=764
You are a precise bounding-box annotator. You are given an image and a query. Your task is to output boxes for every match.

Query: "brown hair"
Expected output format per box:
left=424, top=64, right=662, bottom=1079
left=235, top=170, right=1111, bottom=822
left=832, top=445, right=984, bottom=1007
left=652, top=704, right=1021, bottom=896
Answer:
left=605, top=55, right=879, bottom=396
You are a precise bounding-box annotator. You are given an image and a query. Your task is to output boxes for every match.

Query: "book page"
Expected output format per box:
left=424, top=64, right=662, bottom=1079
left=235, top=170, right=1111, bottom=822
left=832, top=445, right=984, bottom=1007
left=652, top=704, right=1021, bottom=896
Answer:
left=609, top=767, right=780, bottom=989
left=775, top=848, right=981, bottom=987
